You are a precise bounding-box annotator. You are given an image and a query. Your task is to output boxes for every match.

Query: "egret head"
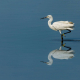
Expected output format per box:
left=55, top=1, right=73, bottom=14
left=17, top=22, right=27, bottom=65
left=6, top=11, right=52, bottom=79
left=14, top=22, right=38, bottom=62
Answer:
left=41, top=15, right=53, bottom=19
left=46, top=15, right=53, bottom=19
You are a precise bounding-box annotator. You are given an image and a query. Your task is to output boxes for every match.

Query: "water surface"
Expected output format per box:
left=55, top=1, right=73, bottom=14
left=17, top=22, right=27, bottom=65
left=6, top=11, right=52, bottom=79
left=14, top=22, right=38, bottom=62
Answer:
left=0, top=0, right=80, bottom=80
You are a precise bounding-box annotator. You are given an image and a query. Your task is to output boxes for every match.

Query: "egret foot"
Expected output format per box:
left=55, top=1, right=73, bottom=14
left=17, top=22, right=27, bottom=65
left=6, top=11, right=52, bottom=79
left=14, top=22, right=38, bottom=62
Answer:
left=62, top=33, right=66, bottom=37
left=62, top=43, right=66, bottom=47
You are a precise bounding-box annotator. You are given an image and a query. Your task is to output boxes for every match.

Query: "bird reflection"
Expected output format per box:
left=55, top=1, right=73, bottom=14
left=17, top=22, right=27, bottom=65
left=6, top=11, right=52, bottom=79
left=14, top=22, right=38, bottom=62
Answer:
left=41, top=41, right=74, bottom=65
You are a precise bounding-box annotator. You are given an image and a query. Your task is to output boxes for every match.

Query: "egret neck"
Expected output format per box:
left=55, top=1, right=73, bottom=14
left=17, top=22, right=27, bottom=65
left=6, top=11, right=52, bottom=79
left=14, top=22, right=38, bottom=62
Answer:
left=48, top=17, right=57, bottom=30
left=48, top=16, right=53, bottom=27
left=47, top=52, right=53, bottom=65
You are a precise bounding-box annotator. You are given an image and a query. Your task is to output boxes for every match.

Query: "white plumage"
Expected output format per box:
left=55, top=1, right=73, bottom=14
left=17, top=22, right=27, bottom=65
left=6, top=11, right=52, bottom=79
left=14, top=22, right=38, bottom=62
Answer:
left=41, top=46, right=74, bottom=65
left=41, top=15, right=74, bottom=36
left=46, top=48, right=74, bottom=65
left=53, top=21, right=74, bottom=30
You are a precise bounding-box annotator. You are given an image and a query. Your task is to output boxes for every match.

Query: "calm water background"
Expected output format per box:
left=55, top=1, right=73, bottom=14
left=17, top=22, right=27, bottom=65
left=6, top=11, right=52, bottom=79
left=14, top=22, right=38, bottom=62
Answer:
left=0, top=0, right=80, bottom=80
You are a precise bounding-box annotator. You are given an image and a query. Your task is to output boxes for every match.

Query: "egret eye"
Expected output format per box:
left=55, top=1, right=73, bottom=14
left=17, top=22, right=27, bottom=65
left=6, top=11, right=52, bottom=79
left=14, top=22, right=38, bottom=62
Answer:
left=47, top=16, right=49, bottom=18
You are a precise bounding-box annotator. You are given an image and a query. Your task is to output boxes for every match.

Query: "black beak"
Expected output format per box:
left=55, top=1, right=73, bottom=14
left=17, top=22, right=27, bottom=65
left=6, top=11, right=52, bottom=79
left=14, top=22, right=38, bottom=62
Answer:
left=40, top=17, right=47, bottom=19
left=40, top=61, right=47, bottom=63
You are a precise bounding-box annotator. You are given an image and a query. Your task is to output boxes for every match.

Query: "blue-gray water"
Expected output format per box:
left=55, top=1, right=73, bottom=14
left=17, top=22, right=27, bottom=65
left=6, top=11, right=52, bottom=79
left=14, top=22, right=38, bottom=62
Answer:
left=0, top=0, right=80, bottom=80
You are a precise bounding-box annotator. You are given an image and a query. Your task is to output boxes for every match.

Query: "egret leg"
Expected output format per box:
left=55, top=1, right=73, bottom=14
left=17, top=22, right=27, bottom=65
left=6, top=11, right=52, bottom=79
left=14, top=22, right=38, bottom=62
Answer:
left=61, top=34, right=63, bottom=41
left=61, top=38, right=65, bottom=47
left=61, top=40, right=71, bottom=51
left=62, top=33, right=66, bottom=37
left=63, top=45, right=71, bottom=51
left=64, top=29, right=71, bottom=35
left=62, top=30, right=71, bottom=37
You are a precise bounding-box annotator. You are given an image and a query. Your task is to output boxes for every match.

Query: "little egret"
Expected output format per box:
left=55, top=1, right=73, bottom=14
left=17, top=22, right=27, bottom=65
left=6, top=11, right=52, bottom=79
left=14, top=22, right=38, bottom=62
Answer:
left=41, top=45, right=74, bottom=65
left=41, top=15, right=74, bottom=38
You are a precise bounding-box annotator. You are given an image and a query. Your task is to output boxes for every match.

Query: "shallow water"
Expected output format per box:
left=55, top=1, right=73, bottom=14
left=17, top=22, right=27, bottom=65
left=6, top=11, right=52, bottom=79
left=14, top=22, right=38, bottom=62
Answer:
left=0, top=0, right=80, bottom=80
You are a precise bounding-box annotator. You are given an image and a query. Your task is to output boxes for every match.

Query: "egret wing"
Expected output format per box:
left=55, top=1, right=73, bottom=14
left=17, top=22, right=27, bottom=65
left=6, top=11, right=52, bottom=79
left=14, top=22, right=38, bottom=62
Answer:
left=52, top=21, right=74, bottom=30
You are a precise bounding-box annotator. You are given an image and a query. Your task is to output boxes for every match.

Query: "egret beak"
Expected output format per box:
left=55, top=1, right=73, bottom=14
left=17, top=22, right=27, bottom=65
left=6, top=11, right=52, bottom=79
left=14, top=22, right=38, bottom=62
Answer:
left=40, top=61, right=47, bottom=63
left=40, top=17, right=47, bottom=19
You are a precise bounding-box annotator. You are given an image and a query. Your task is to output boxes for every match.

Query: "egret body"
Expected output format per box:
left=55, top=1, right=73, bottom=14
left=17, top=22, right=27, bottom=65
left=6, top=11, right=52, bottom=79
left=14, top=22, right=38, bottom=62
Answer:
left=41, top=15, right=74, bottom=38
left=41, top=46, right=74, bottom=65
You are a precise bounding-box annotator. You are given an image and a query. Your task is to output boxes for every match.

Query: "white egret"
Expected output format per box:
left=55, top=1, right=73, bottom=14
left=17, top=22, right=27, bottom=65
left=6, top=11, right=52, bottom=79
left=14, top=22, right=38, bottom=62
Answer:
left=41, top=15, right=74, bottom=38
left=41, top=45, right=74, bottom=65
